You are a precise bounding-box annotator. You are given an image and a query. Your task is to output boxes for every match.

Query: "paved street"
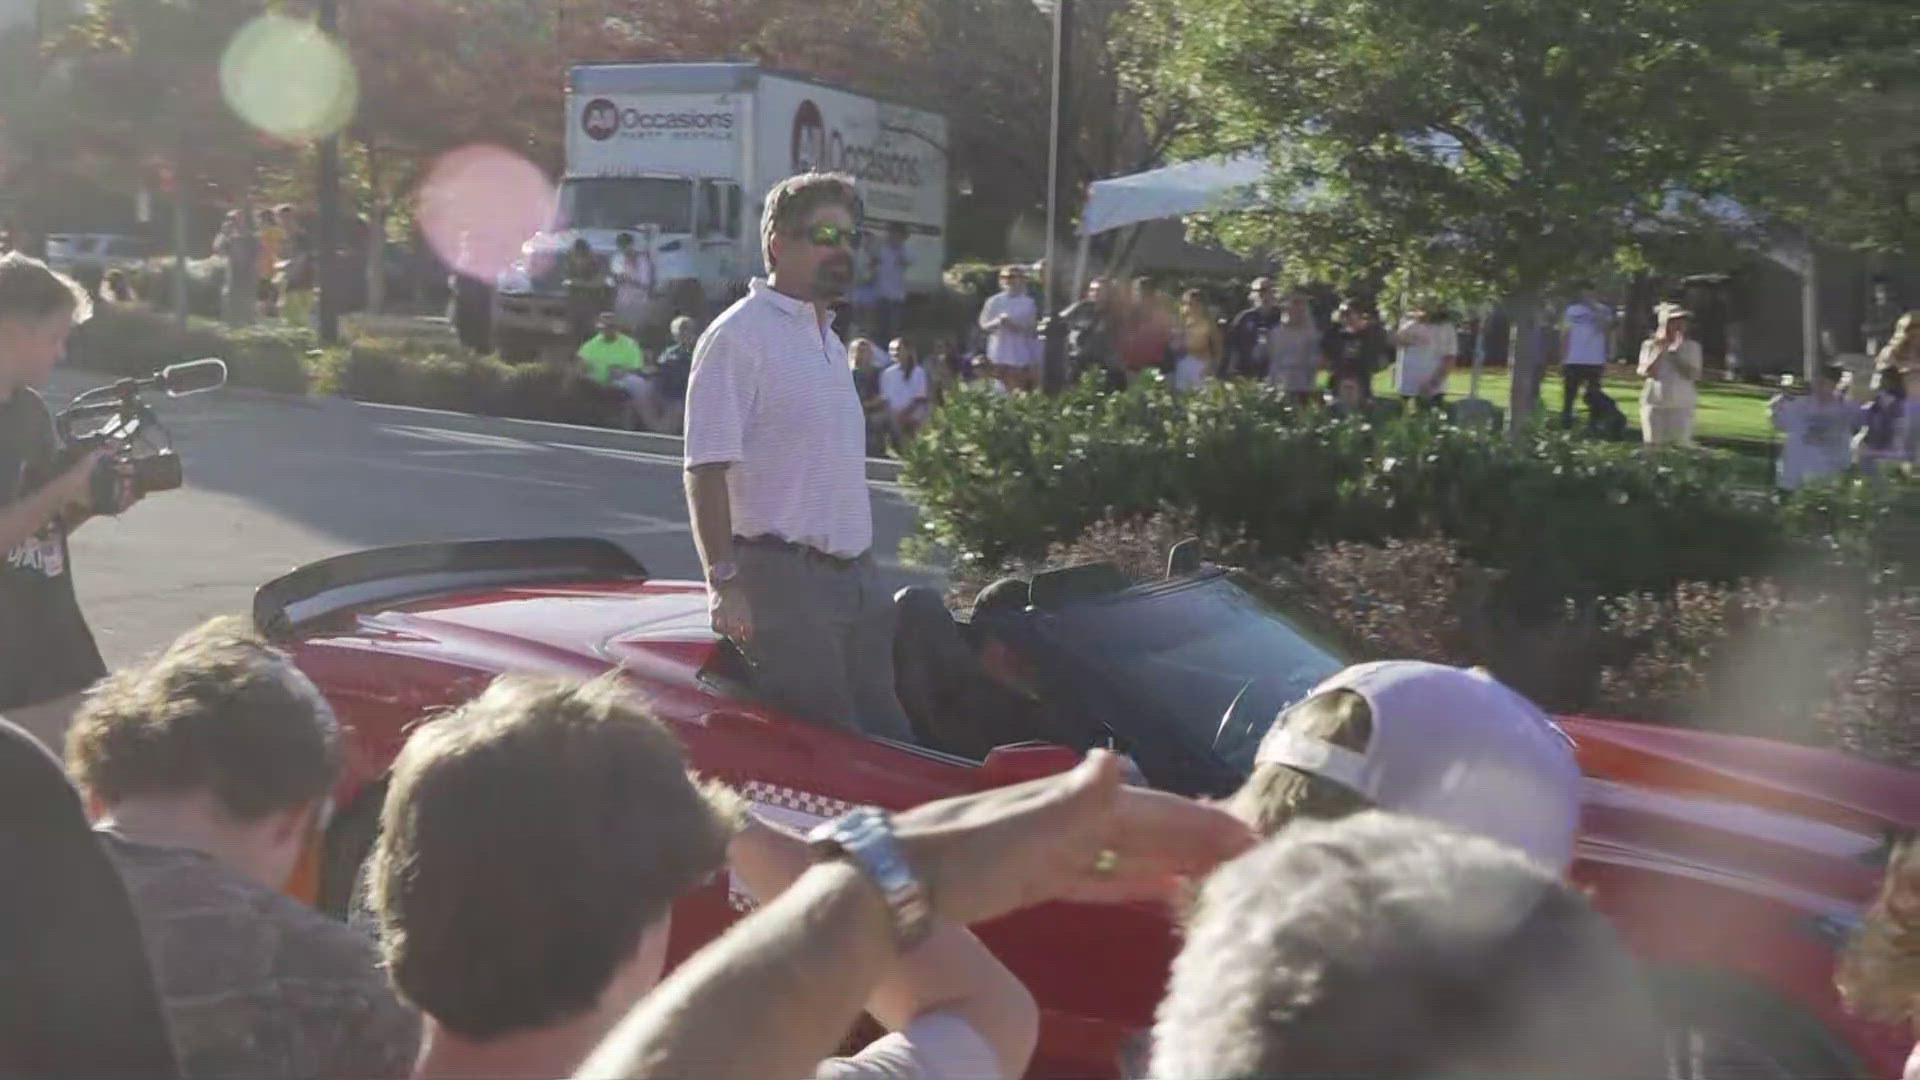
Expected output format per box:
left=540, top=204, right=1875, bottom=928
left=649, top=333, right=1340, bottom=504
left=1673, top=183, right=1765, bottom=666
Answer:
left=52, top=371, right=933, bottom=668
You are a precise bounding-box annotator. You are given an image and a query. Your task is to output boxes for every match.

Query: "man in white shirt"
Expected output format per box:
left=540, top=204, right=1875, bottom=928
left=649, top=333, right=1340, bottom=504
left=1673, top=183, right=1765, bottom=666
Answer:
left=1560, top=283, right=1615, bottom=427
left=878, top=337, right=932, bottom=446
left=682, top=172, right=913, bottom=741
left=977, top=266, right=1039, bottom=391
left=871, top=223, right=912, bottom=346
left=1392, top=305, right=1458, bottom=409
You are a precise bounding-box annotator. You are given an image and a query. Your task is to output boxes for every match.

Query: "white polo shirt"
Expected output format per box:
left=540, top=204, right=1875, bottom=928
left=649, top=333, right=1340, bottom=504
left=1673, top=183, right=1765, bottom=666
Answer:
left=684, top=279, right=873, bottom=558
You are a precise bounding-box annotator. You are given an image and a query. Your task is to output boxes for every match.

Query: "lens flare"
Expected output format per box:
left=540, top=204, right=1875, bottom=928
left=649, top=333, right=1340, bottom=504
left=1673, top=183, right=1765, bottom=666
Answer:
left=220, top=14, right=359, bottom=142
left=417, top=146, right=556, bottom=283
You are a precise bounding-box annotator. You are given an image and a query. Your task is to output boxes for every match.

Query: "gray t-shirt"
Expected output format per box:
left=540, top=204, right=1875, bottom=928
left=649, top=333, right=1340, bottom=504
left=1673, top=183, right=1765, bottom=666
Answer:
left=99, top=829, right=421, bottom=1080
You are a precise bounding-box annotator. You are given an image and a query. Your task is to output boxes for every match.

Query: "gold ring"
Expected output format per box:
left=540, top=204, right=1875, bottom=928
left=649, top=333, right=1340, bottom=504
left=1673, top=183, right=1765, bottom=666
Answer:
left=1093, top=849, right=1119, bottom=877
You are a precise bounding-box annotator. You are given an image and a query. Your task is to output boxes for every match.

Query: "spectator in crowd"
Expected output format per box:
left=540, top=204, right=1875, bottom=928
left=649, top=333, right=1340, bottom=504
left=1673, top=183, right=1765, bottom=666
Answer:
left=65, top=617, right=421, bottom=1080
left=1327, top=372, right=1367, bottom=417
left=103, top=267, right=136, bottom=304
left=1173, top=290, right=1222, bottom=392
left=577, top=311, right=647, bottom=386
left=1637, top=302, right=1703, bottom=447
left=575, top=749, right=1255, bottom=1080
left=1878, top=311, right=1918, bottom=376
left=0, top=253, right=129, bottom=754
left=563, top=237, right=608, bottom=347
left=1264, top=285, right=1323, bottom=405
left=880, top=336, right=933, bottom=446
left=684, top=172, right=914, bottom=742
left=1, top=716, right=182, bottom=1080
left=978, top=265, right=1039, bottom=392
left=849, top=337, right=891, bottom=454
left=1561, top=282, right=1615, bottom=427
left=1393, top=301, right=1459, bottom=410
left=1835, top=837, right=1918, bottom=1080
left=1224, top=661, right=1582, bottom=873
left=1322, top=300, right=1391, bottom=401
left=1150, top=813, right=1664, bottom=1080
left=1770, top=365, right=1857, bottom=491
left=970, top=354, right=1011, bottom=396
left=1865, top=275, right=1905, bottom=358
left=610, top=232, right=654, bottom=333
left=633, top=313, right=697, bottom=435
left=376, top=673, right=1055, bottom=1080
left=871, top=222, right=912, bottom=346
left=1061, top=277, right=1119, bottom=389
left=1854, top=365, right=1909, bottom=477
left=1120, top=276, right=1175, bottom=384
left=1225, top=277, right=1284, bottom=380
left=370, top=676, right=740, bottom=1079
left=257, top=207, right=285, bottom=317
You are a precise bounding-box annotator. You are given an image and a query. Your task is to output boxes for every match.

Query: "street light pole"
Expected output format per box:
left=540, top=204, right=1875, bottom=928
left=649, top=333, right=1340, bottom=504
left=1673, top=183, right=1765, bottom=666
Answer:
left=1042, top=0, right=1073, bottom=317
left=315, top=0, right=342, bottom=345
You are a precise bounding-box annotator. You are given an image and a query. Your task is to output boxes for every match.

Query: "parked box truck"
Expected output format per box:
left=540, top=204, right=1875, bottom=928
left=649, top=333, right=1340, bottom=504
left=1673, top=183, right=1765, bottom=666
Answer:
left=490, top=62, right=949, bottom=358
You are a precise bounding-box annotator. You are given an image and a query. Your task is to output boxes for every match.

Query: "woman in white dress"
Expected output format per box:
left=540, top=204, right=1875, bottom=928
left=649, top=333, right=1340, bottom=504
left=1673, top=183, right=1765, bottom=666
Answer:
left=1636, top=302, right=1702, bottom=447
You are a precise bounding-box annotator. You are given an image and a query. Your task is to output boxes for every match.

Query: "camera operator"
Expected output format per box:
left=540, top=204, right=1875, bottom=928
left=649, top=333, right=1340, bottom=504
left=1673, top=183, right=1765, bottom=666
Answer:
left=0, top=253, right=139, bottom=751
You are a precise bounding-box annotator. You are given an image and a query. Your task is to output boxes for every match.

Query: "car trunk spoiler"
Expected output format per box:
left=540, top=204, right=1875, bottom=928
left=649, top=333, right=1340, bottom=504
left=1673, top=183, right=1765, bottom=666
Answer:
left=1561, top=715, right=1919, bottom=841
left=254, top=537, right=647, bottom=640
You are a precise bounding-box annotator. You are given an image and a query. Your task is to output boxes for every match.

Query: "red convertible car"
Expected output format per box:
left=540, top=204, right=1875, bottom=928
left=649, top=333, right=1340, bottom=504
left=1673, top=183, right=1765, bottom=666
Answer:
left=258, top=537, right=1918, bottom=1080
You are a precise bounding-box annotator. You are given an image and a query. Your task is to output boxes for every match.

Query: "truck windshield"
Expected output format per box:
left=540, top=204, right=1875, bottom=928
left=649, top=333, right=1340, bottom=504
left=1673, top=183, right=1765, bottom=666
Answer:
left=557, top=177, right=693, bottom=234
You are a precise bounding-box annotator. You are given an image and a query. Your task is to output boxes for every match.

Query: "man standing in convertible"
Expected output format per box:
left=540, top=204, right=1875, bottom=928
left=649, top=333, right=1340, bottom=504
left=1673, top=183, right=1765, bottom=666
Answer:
left=682, top=172, right=913, bottom=742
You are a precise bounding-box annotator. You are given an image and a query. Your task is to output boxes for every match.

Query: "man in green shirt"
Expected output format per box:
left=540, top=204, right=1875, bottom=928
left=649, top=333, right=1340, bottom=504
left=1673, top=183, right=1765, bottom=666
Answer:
left=576, top=312, right=646, bottom=385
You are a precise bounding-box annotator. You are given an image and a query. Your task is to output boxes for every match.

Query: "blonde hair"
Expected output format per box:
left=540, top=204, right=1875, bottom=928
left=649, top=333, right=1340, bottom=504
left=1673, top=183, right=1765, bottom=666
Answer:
left=1225, top=690, right=1375, bottom=838
left=1836, top=838, right=1920, bottom=1026
left=1879, top=312, right=1918, bottom=368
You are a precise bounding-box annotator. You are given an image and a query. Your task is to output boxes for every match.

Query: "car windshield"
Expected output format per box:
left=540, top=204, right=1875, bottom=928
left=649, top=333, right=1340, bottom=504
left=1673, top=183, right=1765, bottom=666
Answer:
left=556, top=177, right=693, bottom=234
left=1047, top=573, right=1353, bottom=773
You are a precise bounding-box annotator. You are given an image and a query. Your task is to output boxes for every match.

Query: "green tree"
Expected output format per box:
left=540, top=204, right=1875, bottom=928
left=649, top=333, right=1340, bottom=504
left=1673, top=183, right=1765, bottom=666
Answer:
left=1140, top=0, right=1815, bottom=423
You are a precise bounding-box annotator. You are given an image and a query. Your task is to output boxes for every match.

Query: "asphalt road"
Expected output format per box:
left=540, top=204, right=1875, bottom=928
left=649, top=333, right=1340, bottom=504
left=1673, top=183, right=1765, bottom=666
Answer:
left=52, top=371, right=933, bottom=668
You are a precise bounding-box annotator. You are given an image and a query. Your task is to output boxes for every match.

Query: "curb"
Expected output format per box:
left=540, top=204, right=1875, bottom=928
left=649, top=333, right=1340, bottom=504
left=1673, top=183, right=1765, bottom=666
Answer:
left=315, top=397, right=909, bottom=484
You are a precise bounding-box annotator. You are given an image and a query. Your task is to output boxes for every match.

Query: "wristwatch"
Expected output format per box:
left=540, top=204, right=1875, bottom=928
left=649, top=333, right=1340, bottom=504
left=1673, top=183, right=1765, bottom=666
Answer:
left=706, top=560, right=739, bottom=589
left=807, top=808, right=932, bottom=951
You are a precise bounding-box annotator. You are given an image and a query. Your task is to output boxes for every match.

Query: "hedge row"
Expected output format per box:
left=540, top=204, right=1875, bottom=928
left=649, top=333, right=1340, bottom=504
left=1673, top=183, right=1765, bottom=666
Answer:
left=901, top=377, right=1914, bottom=610
left=65, top=304, right=624, bottom=428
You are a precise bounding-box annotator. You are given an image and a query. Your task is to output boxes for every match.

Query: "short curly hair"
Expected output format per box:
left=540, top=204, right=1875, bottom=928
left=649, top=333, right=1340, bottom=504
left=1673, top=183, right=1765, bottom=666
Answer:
left=761, top=171, right=862, bottom=272
left=371, top=674, right=743, bottom=1042
left=65, top=617, right=339, bottom=820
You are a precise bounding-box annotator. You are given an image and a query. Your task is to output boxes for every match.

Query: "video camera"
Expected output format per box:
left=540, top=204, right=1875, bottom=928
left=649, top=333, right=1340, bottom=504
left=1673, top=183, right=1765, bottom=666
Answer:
left=51, top=358, right=227, bottom=515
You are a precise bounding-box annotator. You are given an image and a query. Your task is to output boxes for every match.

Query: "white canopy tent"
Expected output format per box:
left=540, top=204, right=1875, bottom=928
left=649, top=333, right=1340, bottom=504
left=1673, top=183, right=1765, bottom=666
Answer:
left=1072, top=154, right=1271, bottom=297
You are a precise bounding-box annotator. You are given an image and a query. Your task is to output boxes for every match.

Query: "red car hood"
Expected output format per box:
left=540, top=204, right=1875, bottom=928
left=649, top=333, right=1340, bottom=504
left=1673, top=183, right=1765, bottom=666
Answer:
left=352, top=579, right=720, bottom=683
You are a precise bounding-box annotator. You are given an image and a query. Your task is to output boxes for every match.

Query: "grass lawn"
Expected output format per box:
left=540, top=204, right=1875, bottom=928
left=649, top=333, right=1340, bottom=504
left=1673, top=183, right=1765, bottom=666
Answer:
left=1443, top=364, right=1777, bottom=449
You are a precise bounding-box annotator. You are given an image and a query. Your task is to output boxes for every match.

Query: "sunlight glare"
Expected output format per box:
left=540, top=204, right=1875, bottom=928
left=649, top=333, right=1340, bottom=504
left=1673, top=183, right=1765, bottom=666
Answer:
left=417, top=146, right=556, bottom=283
left=220, top=14, right=359, bottom=142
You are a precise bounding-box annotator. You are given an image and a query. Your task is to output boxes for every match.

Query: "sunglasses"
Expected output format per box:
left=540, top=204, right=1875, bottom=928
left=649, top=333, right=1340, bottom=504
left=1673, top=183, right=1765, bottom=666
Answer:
left=796, top=223, right=858, bottom=248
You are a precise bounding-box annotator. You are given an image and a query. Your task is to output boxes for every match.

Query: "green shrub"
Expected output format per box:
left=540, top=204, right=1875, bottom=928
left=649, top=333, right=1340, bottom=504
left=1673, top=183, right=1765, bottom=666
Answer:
left=902, top=379, right=1854, bottom=607
left=68, top=306, right=313, bottom=393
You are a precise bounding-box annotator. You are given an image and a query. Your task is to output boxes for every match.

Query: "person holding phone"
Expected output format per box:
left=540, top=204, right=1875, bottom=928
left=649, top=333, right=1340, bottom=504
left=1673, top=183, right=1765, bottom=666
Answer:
left=1636, top=302, right=1703, bottom=447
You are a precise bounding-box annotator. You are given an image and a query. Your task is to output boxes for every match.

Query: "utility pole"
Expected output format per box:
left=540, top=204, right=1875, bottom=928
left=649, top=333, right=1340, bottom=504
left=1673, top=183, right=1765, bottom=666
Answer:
left=315, top=0, right=342, bottom=344
left=1041, top=0, right=1073, bottom=317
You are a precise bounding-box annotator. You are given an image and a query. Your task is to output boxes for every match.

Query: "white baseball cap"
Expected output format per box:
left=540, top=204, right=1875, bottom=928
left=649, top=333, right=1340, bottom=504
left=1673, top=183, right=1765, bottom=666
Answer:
left=1253, top=661, right=1583, bottom=872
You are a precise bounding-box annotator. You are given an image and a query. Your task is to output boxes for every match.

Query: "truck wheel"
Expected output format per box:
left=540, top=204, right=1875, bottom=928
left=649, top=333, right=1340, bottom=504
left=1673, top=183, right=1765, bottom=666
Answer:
left=495, top=329, right=539, bottom=364
left=319, top=780, right=384, bottom=927
left=1650, top=969, right=1863, bottom=1080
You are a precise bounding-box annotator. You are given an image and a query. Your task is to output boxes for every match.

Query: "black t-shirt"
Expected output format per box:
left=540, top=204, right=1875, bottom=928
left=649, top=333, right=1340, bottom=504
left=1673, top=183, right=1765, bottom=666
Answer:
left=1061, top=300, right=1114, bottom=369
left=1226, top=306, right=1285, bottom=378
left=0, top=387, right=105, bottom=711
left=1322, top=324, right=1393, bottom=376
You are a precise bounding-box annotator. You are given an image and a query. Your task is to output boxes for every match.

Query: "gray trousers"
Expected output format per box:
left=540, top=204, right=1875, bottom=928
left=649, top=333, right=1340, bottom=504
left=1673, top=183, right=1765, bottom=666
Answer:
left=735, top=538, right=913, bottom=742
